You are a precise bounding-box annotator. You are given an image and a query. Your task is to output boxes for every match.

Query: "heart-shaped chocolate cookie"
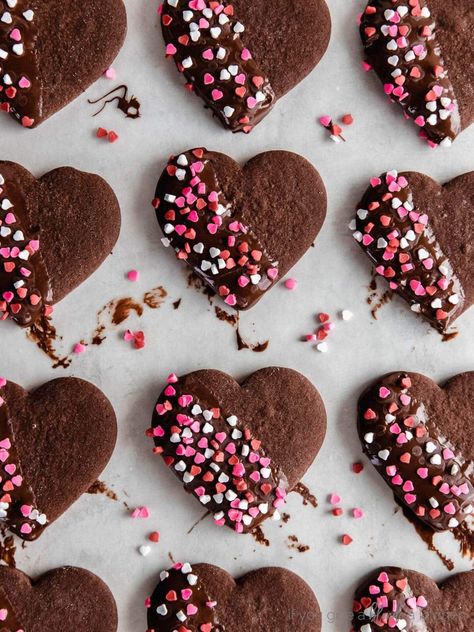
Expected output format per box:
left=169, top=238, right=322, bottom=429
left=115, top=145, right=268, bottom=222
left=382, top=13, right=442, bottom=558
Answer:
left=147, top=562, right=321, bottom=631
left=360, top=0, right=474, bottom=147
left=154, top=148, right=327, bottom=309
left=148, top=368, right=326, bottom=533
left=353, top=566, right=473, bottom=631
left=0, top=376, right=117, bottom=540
left=352, top=170, right=474, bottom=334
left=357, top=371, right=474, bottom=537
left=0, top=0, right=127, bottom=128
left=0, top=565, right=117, bottom=631
left=0, top=161, right=121, bottom=327
left=160, top=0, right=331, bottom=132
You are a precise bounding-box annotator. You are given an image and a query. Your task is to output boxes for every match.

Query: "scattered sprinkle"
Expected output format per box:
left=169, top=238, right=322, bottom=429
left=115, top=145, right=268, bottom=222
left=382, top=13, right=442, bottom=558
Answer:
left=353, top=508, right=364, bottom=519
left=316, top=342, right=328, bottom=353
left=352, top=462, right=364, bottom=474
left=139, top=545, right=151, bottom=557
left=342, top=534, right=353, bottom=545
left=73, top=342, right=86, bottom=354
left=108, top=130, right=119, bottom=143
left=96, top=127, right=108, bottom=138
left=134, top=331, right=146, bottom=349
left=341, top=309, right=353, bottom=321
left=127, top=269, right=139, bottom=282
left=104, top=67, right=117, bottom=80
left=332, top=508, right=343, bottom=517
left=284, top=278, right=297, bottom=290
left=329, top=494, right=341, bottom=506
left=131, top=506, right=150, bottom=519
left=341, top=114, right=354, bottom=126
left=148, top=531, right=160, bottom=543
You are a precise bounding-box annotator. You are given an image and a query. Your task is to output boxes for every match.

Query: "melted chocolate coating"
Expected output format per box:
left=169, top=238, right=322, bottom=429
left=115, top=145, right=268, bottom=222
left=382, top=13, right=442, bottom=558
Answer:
left=354, top=170, right=464, bottom=333
left=358, top=372, right=474, bottom=533
left=161, top=0, right=275, bottom=133
left=151, top=373, right=287, bottom=534
left=0, top=171, right=51, bottom=327
left=353, top=567, right=429, bottom=632
left=0, top=381, right=48, bottom=541
left=147, top=563, right=221, bottom=632
left=360, top=0, right=461, bottom=146
left=155, top=148, right=279, bottom=310
left=0, top=0, right=39, bottom=128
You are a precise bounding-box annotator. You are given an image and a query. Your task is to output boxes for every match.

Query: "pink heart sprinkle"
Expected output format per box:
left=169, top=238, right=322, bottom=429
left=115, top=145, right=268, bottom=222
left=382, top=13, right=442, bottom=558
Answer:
left=10, top=28, right=21, bottom=42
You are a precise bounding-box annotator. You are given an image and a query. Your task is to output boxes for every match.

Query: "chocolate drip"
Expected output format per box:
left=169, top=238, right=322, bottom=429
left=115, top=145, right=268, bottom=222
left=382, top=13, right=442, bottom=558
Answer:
left=150, top=374, right=287, bottom=534
left=0, top=171, right=51, bottom=327
left=155, top=148, right=279, bottom=310
left=0, top=380, right=48, bottom=540
left=0, top=586, right=22, bottom=632
left=360, top=0, right=461, bottom=146
left=358, top=373, right=474, bottom=533
left=353, top=171, right=464, bottom=333
left=161, top=0, right=275, bottom=133
left=0, top=0, right=39, bottom=128
left=353, top=567, right=429, bottom=632
left=147, top=563, right=221, bottom=632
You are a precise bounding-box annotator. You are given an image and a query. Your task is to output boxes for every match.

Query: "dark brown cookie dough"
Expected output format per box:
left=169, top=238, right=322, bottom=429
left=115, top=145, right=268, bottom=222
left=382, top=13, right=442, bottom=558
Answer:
left=0, top=376, right=117, bottom=540
left=0, top=0, right=127, bottom=128
left=149, top=367, right=327, bottom=533
left=0, top=566, right=118, bottom=632
left=147, top=562, right=321, bottom=631
left=352, top=170, right=474, bottom=334
left=154, top=148, right=326, bottom=310
left=160, top=0, right=331, bottom=132
left=357, top=371, right=474, bottom=535
left=353, top=566, right=474, bottom=631
left=360, top=0, right=474, bottom=146
left=0, top=161, right=121, bottom=327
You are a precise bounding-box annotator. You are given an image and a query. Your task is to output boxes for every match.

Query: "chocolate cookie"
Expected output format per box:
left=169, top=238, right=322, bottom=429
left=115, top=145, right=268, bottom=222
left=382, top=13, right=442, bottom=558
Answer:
left=360, top=0, right=474, bottom=147
left=160, top=0, right=331, bottom=132
left=153, top=148, right=327, bottom=309
left=351, top=170, right=474, bottom=334
left=0, top=0, right=127, bottom=128
left=147, top=562, right=321, bottom=631
left=353, top=566, right=473, bottom=631
left=357, top=371, right=474, bottom=538
left=0, top=566, right=117, bottom=631
left=0, top=376, right=117, bottom=540
left=148, top=368, right=326, bottom=533
left=0, top=161, right=121, bottom=327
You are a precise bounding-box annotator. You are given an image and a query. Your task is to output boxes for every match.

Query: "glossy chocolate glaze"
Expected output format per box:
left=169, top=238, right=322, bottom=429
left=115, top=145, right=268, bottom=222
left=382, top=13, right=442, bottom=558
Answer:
left=161, top=0, right=275, bottom=132
left=0, top=0, right=39, bottom=127
left=360, top=0, right=461, bottom=146
left=0, top=171, right=51, bottom=327
left=147, top=563, right=221, bottom=632
left=354, top=171, right=464, bottom=333
left=155, top=148, right=279, bottom=310
left=353, top=567, right=429, bottom=632
left=358, top=373, right=474, bottom=533
left=0, top=381, right=48, bottom=540
left=151, top=374, right=287, bottom=534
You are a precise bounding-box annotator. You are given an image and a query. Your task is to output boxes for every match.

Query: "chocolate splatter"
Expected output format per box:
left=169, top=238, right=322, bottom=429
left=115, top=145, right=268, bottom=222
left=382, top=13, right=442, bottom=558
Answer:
left=293, top=482, right=318, bottom=508
left=236, top=328, right=269, bottom=353
left=452, top=521, right=474, bottom=560
left=442, top=330, right=459, bottom=343
left=88, top=84, right=141, bottom=119
left=187, top=271, right=214, bottom=304
left=173, top=299, right=182, bottom=310
left=87, top=480, right=118, bottom=502
left=91, top=286, right=167, bottom=344
left=251, top=525, right=270, bottom=547
left=27, top=314, right=71, bottom=369
left=0, top=533, right=16, bottom=568
left=394, top=495, right=454, bottom=571
left=187, top=511, right=211, bottom=535
left=287, top=534, right=310, bottom=553
left=214, top=306, right=238, bottom=327
left=144, top=286, right=168, bottom=309
left=281, top=512, right=291, bottom=524
left=367, top=272, right=393, bottom=320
